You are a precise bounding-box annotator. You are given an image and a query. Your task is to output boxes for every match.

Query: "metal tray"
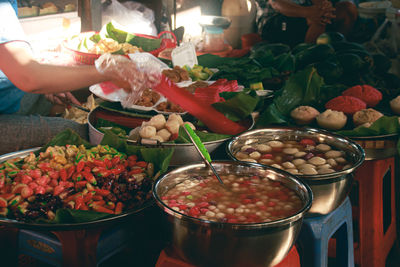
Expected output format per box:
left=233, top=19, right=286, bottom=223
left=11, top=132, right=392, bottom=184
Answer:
left=0, top=148, right=154, bottom=230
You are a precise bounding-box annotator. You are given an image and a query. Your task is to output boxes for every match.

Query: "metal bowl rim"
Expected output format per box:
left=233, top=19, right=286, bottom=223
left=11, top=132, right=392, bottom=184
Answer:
left=226, top=127, right=366, bottom=181
left=152, top=160, right=313, bottom=229
left=88, top=108, right=255, bottom=147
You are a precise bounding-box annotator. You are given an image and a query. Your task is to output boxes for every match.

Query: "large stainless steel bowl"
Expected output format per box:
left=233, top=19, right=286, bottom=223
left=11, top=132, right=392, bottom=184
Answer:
left=153, top=161, right=312, bottom=267
left=88, top=107, right=254, bottom=166
left=227, top=127, right=365, bottom=216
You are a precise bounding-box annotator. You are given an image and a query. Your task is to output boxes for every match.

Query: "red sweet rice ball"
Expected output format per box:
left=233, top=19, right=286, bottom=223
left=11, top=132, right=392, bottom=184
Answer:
left=325, top=96, right=367, bottom=115
left=342, top=85, right=382, bottom=107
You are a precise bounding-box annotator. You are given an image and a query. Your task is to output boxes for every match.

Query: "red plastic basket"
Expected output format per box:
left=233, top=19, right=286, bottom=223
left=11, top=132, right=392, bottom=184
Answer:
left=63, top=31, right=177, bottom=65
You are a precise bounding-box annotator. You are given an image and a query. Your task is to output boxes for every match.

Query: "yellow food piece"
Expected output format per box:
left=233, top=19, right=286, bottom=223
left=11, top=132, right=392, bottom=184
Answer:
left=63, top=94, right=98, bottom=124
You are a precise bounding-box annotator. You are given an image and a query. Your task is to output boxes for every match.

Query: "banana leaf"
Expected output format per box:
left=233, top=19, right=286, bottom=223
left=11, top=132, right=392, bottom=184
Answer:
left=212, top=92, right=260, bottom=122
left=100, top=22, right=162, bottom=51
left=337, top=116, right=400, bottom=155
left=337, top=116, right=400, bottom=137
left=256, top=66, right=324, bottom=127
left=100, top=130, right=173, bottom=175
left=96, top=118, right=131, bottom=135
left=174, top=126, right=231, bottom=144
left=126, top=33, right=162, bottom=52
left=197, top=54, right=238, bottom=68
left=273, top=53, right=295, bottom=73
left=104, top=22, right=127, bottom=43
left=54, top=209, right=113, bottom=223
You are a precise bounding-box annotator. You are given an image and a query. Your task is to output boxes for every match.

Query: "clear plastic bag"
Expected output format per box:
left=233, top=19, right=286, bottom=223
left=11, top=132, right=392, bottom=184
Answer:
left=102, top=0, right=157, bottom=36
left=94, top=53, right=166, bottom=108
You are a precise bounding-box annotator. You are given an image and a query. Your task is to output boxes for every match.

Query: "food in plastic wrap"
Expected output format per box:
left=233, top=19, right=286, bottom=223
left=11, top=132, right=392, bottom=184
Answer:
left=342, top=85, right=382, bottom=107
left=290, top=106, right=320, bottom=125
left=134, top=88, right=161, bottom=107
left=353, top=108, right=383, bottom=127
left=95, top=53, right=160, bottom=108
left=325, top=96, right=367, bottom=115
left=316, top=109, right=348, bottom=130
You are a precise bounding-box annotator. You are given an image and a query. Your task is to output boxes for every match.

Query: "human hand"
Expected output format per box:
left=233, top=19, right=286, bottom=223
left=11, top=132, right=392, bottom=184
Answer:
left=95, top=54, right=160, bottom=107
left=319, top=0, right=336, bottom=24
left=307, top=1, right=335, bottom=25
left=45, top=92, right=81, bottom=106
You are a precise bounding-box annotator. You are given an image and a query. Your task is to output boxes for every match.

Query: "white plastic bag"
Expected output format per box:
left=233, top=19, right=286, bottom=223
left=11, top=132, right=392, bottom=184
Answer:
left=102, top=0, right=157, bottom=36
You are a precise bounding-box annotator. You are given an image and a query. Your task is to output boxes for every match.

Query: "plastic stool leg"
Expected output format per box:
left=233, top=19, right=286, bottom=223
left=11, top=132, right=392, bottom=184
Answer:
left=335, top=199, right=354, bottom=267
left=354, top=158, right=397, bottom=267
left=298, top=197, right=354, bottom=267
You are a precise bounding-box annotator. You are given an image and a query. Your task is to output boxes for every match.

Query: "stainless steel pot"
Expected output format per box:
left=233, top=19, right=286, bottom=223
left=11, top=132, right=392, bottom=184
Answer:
left=226, top=127, right=365, bottom=216
left=88, top=107, right=254, bottom=166
left=153, top=161, right=313, bottom=267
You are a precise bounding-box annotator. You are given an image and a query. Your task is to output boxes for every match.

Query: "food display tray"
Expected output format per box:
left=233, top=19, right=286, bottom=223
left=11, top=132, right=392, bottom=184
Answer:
left=0, top=148, right=154, bottom=230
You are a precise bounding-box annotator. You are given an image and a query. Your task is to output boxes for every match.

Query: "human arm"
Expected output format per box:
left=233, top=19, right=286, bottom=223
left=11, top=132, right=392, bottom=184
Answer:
left=0, top=41, right=109, bottom=94
left=268, top=0, right=335, bottom=24
left=268, top=0, right=312, bottom=18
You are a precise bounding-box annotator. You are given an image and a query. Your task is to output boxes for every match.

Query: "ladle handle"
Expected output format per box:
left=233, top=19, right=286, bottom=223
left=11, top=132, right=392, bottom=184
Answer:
left=183, top=124, right=225, bottom=186
left=184, top=123, right=212, bottom=163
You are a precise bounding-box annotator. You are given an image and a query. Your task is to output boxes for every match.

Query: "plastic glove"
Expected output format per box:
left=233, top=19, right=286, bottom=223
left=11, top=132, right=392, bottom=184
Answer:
left=95, top=53, right=160, bottom=107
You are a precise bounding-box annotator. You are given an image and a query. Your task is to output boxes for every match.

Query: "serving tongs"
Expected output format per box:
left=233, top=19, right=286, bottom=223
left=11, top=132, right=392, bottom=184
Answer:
left=183, top=123, right=226, bottom=186
left=153, top=75, right=247, bottom=135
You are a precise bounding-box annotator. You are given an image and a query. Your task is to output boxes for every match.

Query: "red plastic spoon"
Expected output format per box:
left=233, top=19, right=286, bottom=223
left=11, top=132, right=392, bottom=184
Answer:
left=153, top=75, right=247, bottom=135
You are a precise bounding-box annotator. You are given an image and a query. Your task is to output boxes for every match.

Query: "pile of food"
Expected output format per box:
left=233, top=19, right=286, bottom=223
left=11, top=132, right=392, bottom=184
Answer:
left=161, top=172, right=303, bottom=223
left=136, top=113, right=194, bottom=143
left=63, top=94, right=98, bottom=124
left=0, top=144, right=154, bottom=222
left=162, top=66, right=190, bottom=83
left=233, top=138, right=351, bottom=175
left=288, top=83, right=400, bottom=131
left=67, top=22, right=163, bottom=56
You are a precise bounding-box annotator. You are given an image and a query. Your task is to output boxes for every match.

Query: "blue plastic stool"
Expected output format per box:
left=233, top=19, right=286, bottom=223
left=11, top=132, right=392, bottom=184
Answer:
left=297, top=197, right=354, bottom=267
left=18, top=225, right=132, bottom=266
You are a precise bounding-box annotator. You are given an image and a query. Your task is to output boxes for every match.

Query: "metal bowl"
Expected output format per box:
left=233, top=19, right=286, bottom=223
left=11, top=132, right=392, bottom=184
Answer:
left=88, top=107, right=254, bottom=166
left=0, top=148, right=154, bottom=231
left=153, top=161, right=312, bottom=267
left=226, top=127, right=365, bottom=216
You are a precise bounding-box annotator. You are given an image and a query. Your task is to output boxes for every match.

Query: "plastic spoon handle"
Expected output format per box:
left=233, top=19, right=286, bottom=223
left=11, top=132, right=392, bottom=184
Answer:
left=183, top=124, right=225, bottom=185
left=184, top=124, right=211, bottom=162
